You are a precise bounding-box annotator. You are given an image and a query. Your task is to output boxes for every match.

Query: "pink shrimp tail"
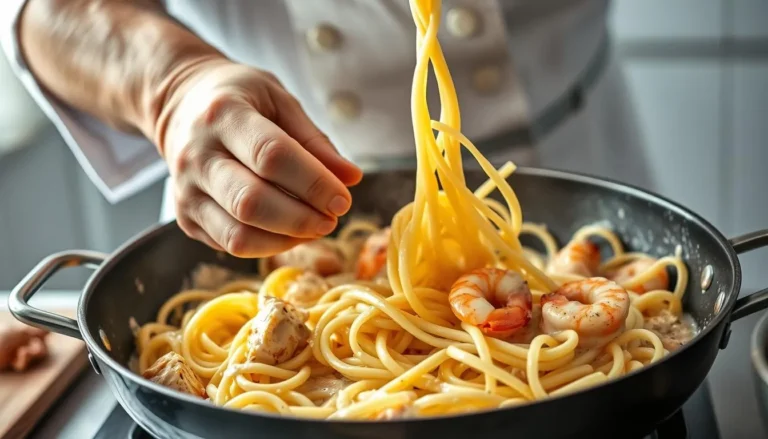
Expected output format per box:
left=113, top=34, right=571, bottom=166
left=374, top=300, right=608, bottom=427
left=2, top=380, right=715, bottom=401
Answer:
left=480, top=306, right=531, bottom=337
left=356, top=228, right=391, bottom=280
left=579, top=241, right=602, bottom=274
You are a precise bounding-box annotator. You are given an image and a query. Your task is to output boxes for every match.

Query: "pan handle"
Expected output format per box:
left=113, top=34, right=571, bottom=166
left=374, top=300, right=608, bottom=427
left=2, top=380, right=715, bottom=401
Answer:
left=8, top=250, right=107, bottom=339
left=729, top=229, right=768, bottom=321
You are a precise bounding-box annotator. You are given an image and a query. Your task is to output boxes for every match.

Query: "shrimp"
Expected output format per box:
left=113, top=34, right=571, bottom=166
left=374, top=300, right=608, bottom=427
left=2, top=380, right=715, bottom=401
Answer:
left=507, top=304, right=542, bottom=344
left=356, top=228, right=391, bottom=280
left=547, top=239, right=601, bottom=277
left=605, top=257, right=669, bottom=294
left=448, top=268, right=533, bottom=338
left=267, top=240, right=344, bottom=277
left=540, top=277, right=630, bottom=347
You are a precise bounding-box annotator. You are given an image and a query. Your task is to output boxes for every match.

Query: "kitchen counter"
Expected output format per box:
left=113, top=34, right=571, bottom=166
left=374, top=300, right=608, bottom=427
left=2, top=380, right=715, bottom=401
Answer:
left=3, top=289, right=767, bottom=439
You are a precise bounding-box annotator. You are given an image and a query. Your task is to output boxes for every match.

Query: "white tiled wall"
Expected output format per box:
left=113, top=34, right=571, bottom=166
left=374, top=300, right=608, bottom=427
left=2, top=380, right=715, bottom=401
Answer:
left=611, top=0, right=723, bottom=40
left=731, top=61, right=768, bottom=290
left=0, top=130, right=163, bottom=288
left=610, top=5, right=768, bottom=436
left=621, top=60, right=726, bottom=227
left=732, top=0, right=768, bottom=38
left=611, top=1, right=768, bottom=286
left=0, top=128, right=89, bottom=288
left=612, top=0, right=768, bottom=40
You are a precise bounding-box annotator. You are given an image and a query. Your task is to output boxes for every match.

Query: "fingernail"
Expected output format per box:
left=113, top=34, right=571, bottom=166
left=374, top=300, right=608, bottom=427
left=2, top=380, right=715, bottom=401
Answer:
left=316, top=218, right=336, bottom=235
left=328, top=195, right=350, bottom=216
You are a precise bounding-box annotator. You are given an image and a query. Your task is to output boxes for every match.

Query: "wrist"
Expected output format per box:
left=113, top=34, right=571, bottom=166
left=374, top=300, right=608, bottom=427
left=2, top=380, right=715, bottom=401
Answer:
left=134, top=37, right=228, bottom=154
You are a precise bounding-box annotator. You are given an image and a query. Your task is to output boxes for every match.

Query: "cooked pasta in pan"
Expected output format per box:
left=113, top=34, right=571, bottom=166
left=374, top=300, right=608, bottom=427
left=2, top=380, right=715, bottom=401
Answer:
left=132, top=0, right=695, bottom=420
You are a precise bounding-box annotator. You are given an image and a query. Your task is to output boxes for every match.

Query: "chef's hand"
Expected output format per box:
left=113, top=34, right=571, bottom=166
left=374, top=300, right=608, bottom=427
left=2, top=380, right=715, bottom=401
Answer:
left=156, top=59, right=363, bottom=257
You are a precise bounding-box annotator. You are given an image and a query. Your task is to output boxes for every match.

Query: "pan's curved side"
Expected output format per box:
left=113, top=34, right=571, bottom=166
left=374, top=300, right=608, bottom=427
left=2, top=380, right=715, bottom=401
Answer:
left=95, top=325, right=723, bottom=439
left=752, top=312, right=768, bottom=430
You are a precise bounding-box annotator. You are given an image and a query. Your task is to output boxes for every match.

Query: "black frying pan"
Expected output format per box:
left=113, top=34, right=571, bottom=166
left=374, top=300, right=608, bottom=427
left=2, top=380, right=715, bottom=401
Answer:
left=751, top=303, right=768, bottom=430
left=9, top=168, right=768, bottom=439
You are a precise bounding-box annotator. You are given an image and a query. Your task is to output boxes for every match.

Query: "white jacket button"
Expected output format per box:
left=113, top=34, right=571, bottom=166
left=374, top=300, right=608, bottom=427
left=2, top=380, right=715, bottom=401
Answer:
left=328, top=92, right=361, bottom=121
left=472, top=65, right=502, bottom=94
left=306, top=23, right=342, bottom=52
left=446, top=7, right=480, bottom=39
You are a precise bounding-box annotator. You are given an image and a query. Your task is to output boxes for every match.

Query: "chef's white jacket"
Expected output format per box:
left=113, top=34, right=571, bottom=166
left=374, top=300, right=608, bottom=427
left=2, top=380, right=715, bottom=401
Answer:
left=1, top=0, right=649, bottom=222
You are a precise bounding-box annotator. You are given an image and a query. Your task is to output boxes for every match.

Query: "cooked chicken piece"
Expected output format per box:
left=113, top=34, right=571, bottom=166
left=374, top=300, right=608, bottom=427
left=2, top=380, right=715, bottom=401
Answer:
left=142, top=351, right=206, bottom=397
left=375, top=403, right=415, bottom=420
left=644, top=309, right=694, bottom=351
left=0, top=322, right=49, bottom=372
left=190, top=264, right=240, bottom=290
left=295, top=373, right=352, bottom=405
left=283, top=272, right=331, bottom=309
left=247, top=297, right=311, bottom=365
left=267, top=241, right=344, bottom=277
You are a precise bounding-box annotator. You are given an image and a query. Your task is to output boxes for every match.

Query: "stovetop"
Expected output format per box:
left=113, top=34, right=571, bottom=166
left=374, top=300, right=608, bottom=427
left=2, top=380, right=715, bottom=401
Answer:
left=92, top=381, right=720, bottom=439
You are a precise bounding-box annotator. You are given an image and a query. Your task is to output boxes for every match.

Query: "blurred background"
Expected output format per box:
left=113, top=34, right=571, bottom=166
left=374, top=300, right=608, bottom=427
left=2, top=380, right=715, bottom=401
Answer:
left=0, top=1, right=766, bottom=438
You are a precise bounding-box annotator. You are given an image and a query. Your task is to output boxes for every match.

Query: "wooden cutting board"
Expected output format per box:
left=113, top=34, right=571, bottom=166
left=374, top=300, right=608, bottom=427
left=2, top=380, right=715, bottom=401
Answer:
left=0, top=309, right=88, bottom=439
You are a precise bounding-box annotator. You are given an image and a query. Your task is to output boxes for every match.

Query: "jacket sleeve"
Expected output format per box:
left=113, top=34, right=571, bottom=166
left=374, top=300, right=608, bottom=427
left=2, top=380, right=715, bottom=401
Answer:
left=0, top=0, right=167, bottom=204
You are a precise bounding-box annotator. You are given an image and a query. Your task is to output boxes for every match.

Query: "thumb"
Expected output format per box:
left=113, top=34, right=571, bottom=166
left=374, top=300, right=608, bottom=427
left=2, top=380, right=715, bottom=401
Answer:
left=272, top=90, right=362, bottom=187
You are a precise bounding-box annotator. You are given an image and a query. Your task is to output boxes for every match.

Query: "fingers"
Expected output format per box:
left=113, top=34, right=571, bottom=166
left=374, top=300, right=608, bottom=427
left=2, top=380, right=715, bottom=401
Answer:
left=190, top=224, right=225, bottom=252
left=175, top=210, right=224, bottom=252
left=217, top=109, right=354, bottom=218
left=167, top=74, right=363, bottom=257
left=179, top=195, right=308, bottom=258
left=271, top=89, right=362, bottom=187
left=201, top=157, right=337, bottom=238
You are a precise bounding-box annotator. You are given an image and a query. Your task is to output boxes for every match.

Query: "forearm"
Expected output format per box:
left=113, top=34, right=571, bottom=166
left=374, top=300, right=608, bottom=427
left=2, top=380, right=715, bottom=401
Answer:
left=17, top=0, right=224, bottom=141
